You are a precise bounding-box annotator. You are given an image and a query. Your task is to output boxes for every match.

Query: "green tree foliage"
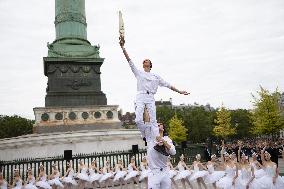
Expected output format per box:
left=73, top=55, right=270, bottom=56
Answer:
left=180, top=106, right=216, bottom=143
left=157, top=105, right=216, bottom=143
left=213, top=105, right=236, bottom=139
left=157, top=104, right=253, bottom=142
left=156, top=106, right=174, bottom=125
left=168, top=114, right=188, bottom=144
left=231, top=109, right=253, bottom=139
left=0, top=115, right=34, bottom=139
left=250, top=86, right=284, bottom=137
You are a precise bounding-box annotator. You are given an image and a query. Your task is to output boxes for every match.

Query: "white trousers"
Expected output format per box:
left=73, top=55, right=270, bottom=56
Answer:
left=135, top=94, right=159, bottom=138
left=148, top=169, right=171, bottom=189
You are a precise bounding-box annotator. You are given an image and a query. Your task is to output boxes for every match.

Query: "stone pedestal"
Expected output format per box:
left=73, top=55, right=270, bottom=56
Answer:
left=44, top=57, right=107, bottom=107
left=33, top=105, right=121, bottom=133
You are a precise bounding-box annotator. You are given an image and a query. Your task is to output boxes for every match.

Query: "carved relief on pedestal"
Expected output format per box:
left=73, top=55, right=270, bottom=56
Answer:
left=35, top=106, right=119, bottom=127
left=47, top=64, right=101, bottom=74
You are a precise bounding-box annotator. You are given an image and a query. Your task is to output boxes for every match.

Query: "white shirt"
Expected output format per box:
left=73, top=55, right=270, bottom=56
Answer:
left=144, top=123, right=176, bottom=170
left=128, top=60, right=171, bottom=94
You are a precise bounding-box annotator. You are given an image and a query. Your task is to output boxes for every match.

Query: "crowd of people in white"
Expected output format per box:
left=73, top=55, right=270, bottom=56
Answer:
left=0, top=156, right=147, bottom=189
left=1, top=139, right=284, bottom=189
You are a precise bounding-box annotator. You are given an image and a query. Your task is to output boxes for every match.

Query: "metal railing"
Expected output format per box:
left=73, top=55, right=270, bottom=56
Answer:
left=0, top=145, right=204, bottom=184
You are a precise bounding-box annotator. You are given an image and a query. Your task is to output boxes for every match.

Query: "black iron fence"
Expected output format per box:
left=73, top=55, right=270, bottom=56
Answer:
left=0, top=145, right=205, bottom=184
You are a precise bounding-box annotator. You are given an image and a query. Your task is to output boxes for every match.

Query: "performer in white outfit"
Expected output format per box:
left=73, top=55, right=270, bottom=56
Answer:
left=119, top=37, right=188, bottom=154
left=0, top=172, right=8, bottom=189
left=231, top=152, right=238, bottom=164
left=76, top=160, right=89, bottom=189
left=12, top=169, right=23, bottom=189
left=139, top=156, right=150, bottom=188
left=24, top=167, right=38, bottom=189
left=62, top=161, right=77, bottom=188
left=250, top=152, right=265, bottom=179
left=166, top=157, right=178, bottom=189
left=256, top=148, right=284, bottom=189
left=36, top=164, right=51, bottom=189
left=188, top=154, right=208, bottom=189
left=142, top=108, right=176, bottom=189
left=204, top=154, right=225, bottom=189
left=216, top=152, right=238, bottom=189
left=235, top=150, right=258, bottom=189
left=48, top=164, right=64, bottom=189
left=88, top=160, right=102, bottom=189
left=113, top=159, right=127, bottom=188
left=124, top=156, right=139, bottom=188
left=99, top=160, right=114, bottom=189
left=174, top=154, right=193, bottom=189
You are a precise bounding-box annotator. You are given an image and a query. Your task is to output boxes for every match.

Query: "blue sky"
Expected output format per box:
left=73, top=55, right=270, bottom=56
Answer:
left=0, top=0, right=283, bottom=119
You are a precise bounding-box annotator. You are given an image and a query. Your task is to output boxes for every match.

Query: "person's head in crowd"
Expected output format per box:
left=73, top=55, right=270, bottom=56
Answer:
left=195, top=154, right=201, bottom=161
left=264, top=151, right=271, bottom=161
left=106, top=160, right=110, bottom=166
left=211, top=154, right=217, bottom=162
left=142, top=156, right=147, bottom=163
left=241, top=153, right=248, bottom=164
left=91, top=159, right=97, bottom=167
left=66, top=161, right=70, bottom=169
left=224, top=152, right=230, bottom=162
left=13, top=169, right=20, bottom=177
left=130, top=156, right=135, bottom=164
left=231, top=152, right=237, bottom=161
left=252, top=152, right=258, bottom=161
left=27, top=167, right=32, bottom=175
left=39, top=164, right=44, bottom=172
left=180, top=154, right=185, bottom=161
left=117, top=159, right=122, bottom=165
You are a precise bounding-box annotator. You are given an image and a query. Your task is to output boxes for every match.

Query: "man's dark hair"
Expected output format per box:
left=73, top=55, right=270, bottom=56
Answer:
left=143, top=59, right=152, bottom=68
left=162, top=123, right=168, bottom=136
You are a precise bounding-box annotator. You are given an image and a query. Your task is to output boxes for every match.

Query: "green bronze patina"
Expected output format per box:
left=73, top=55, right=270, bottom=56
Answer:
left=44, top=0, right=107, bottom=106
left=47, top=0, right=99, bottom=58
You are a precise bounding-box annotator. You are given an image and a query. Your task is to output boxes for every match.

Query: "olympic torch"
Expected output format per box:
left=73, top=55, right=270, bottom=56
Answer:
left=119, top=10, right=125, bottom=46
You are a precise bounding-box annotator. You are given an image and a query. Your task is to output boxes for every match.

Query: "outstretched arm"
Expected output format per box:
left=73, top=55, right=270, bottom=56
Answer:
left=247, top=166, right=255, bottom=188
left=238, top=141, right=242, bottom=163
left=221, top=140, right=225, bottom=163
left=157, top=76, right=189, bottom=95
left=261, top=145, right=266, bottom=164
left=119, top=36, right=140, bottom=77
left=170, top=86, right=189, bottom=95
left=120, top=36, right=131, bottom=62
